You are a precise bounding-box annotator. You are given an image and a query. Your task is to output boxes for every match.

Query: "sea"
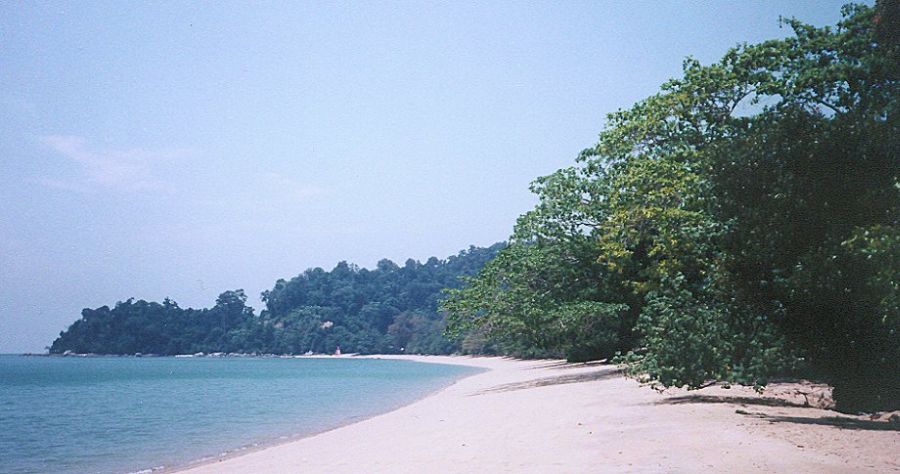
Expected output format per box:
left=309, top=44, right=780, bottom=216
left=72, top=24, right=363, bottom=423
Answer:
left=0, top=355, right=479, bottom=474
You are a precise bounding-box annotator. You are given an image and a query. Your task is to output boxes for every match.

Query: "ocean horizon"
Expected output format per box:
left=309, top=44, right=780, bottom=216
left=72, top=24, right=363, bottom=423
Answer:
left=0, top=355, right=479, bottom=474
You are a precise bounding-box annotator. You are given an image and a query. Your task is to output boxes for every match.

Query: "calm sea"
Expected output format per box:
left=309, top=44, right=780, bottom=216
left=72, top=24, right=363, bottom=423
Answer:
left=0, top=355, right=478, bottom=474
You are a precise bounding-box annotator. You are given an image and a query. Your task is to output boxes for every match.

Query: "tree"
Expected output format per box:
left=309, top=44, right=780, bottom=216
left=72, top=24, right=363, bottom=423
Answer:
left=445, top=2, right=898, bottom=412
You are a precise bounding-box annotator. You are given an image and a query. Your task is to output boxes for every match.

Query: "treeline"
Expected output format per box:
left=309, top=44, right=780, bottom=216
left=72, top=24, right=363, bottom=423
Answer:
left=258, top=244, right=503, bottom=354
left=49, top=243, right=503, bottom=356
left=443, top=3, right=898, bottom=413
left=49, top=291, right=258, bottom=355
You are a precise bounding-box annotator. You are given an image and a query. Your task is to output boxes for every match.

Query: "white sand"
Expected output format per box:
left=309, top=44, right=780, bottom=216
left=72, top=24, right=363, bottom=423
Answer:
left=177, top=356, right=899, bottom=473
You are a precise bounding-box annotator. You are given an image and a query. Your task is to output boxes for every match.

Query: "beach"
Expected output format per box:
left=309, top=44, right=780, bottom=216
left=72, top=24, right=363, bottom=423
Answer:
left=176, top=355, right=898, bottom=473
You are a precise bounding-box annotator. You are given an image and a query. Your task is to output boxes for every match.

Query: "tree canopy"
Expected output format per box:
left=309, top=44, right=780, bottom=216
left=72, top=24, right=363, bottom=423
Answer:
left=50, top=243, right=503, bottom=357
left=444, top=2, right=898, bottom=413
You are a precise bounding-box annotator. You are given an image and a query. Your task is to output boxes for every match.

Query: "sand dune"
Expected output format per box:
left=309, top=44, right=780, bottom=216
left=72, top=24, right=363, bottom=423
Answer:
left=177, top=356, right=899, bottom=473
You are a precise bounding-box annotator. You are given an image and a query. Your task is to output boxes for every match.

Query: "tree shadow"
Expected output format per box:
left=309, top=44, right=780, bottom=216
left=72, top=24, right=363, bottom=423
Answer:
left=523, top=360, right=614, bottom=372
left=654, top=395, right=898, bottom=431
left=738, top=411, right=900, bottom=432
left=655, top=394, right=811, bottom=409
left=474, top=367, right=622, bottom=395
left=528, top=360, right=576, bottom=370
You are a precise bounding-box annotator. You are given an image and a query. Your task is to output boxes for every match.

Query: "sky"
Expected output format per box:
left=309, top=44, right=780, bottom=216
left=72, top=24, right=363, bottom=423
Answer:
left=0, top=1, right=855, bottom=353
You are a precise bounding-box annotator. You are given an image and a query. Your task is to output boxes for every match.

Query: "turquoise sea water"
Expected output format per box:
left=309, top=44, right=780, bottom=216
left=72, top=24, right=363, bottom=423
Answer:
left=0, top=355, right=478, bottom=474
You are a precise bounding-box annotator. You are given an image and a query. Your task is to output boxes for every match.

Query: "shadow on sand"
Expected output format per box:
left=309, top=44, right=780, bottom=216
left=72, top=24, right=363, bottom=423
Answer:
left=530, top=360, right=610, bottom=370
left=655, top=394, right=810, bottom=409
left=474, top=367, right=622, bottom=395
left=738, top=411, right=900, bottom=432
left=656, top=394, right=898, bottom=432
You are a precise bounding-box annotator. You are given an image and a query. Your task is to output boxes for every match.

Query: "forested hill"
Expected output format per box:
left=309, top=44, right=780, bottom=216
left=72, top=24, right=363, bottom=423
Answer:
left=257, top=243, right=504, bottom=354
left=49, top=243, right=504, bottom=356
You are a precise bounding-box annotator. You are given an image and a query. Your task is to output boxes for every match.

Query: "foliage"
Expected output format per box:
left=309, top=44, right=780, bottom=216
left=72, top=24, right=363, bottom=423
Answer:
left=49, top=290, right=258, bottom=355
left=444, top=2, right=899, bottom=412
left=621, top=274, right=790, bottom=389
left=443, top=239, right=628, bottom=361
left=50, top=244, right=504, bottom=356
left=259, top=244, right=503, bottom=355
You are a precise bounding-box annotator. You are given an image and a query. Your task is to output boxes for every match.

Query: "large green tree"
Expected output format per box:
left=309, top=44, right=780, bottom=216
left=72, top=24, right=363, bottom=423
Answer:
left=446, top=2, right=898, bottom=412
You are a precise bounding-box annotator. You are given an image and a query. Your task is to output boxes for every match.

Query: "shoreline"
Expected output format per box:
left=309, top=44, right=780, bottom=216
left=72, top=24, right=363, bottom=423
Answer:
left=175, top=355, right=898, bottom=473
left=161, top=355, right=486, bottom=473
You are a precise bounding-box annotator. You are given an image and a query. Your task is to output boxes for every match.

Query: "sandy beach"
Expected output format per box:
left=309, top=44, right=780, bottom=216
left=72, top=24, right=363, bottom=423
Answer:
left=177, top=356, right=899, bottom=473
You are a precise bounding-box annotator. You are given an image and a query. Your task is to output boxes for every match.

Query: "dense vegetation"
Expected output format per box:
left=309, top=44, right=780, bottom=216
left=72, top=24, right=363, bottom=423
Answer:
left=49, top=244, right=503, bottom=356
left=444, top=3, right=898, bottom=413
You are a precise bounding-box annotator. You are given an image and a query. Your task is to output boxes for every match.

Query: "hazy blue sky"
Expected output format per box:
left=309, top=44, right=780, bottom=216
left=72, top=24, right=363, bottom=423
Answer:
left=1, top=1, right=854, bottom=352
